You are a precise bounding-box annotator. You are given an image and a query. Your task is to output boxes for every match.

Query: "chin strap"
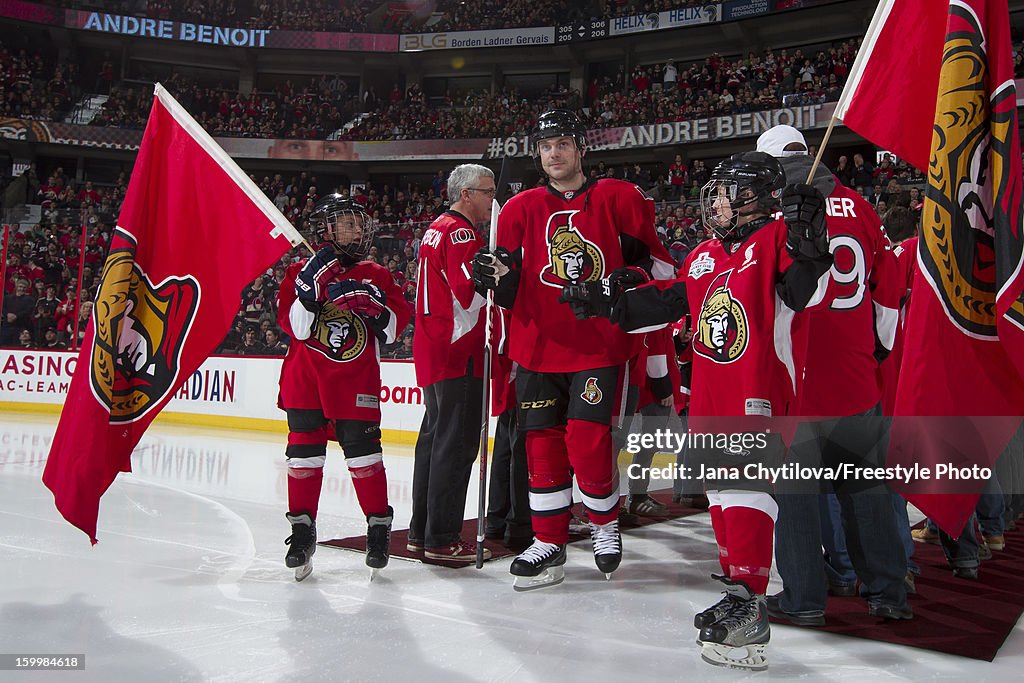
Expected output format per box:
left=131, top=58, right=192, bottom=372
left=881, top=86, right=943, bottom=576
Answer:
left=722, top=215, right=773, bottom=248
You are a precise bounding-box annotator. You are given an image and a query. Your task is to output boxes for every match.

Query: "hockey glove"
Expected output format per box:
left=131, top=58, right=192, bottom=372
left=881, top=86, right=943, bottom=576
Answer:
left=327, top=280, right=387, bottom=318
left=295, top=245, right=344, bottom=312
left=608, top=265, right=650, bottom=291
left=472, top=247, right=514, bottom=293
left=559, top=277, right=617, bottom=320
left=782, top=183, right=829, bottom=261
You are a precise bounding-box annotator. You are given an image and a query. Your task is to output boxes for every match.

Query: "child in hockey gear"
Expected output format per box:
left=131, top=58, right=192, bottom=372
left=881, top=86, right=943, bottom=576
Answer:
left=698, top=576, right=770, bottom=671
left=285, top=513, right=316, bottom=582
left=562, top=151, right=833, bottom=667
left=365, top=506, right=394, bottom=580
left=475, top=110, right=674, bottom=590
left=278, top=194, right=411, bottom=580
left=510, top=540, right=567, bottom=591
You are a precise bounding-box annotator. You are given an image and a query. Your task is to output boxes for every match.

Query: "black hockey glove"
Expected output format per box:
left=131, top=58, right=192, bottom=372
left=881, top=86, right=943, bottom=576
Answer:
left=472, top=247, right=515, bottom=293
left=327, top=280, right=387, bottom=318
left=782, top=183, right=829, bottom=261
left=559, top=278, right=615, bottom=320
left=295, top=245, right=343, bottom=312
left=558, top=267, right=650, bottom=320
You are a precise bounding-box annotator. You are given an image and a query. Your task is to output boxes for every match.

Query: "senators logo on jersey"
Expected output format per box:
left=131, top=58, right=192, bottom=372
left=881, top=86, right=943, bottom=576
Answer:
left=540, top=210, right=605, bottom=287
left=693, top=271, right=748, bottom=363
left=90, top=247, right=199, bottom=422
left=924, top=4, right=1024, bottom=336
left=580, top=377, right=603, bottom=405
left=308, top=303, right=368, bottom=362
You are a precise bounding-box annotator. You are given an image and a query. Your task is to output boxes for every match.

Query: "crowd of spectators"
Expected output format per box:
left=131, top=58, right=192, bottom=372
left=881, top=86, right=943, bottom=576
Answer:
left=0, top=42, right=78, bottom=122
left=3, top=149, right=925, bottom=353
left=42, top=1, right=715, bottom=34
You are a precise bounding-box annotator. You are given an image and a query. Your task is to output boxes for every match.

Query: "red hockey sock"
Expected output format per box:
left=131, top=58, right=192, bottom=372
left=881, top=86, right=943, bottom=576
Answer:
left=706, top=490, right=730, bottom=576
left=566, top=419, right=619, bottom=525
left=719, top=491, right=777, bottom=594
left=287, top=466, right=324, bottom=520
left=527, top=427, right=573, bottom=544
left=347, top=453, right=389, bottom=517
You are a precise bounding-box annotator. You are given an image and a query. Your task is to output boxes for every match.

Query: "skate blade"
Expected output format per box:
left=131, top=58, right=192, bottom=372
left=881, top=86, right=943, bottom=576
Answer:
left=369, top=568, right=380, bottom=582
left=604, top=572, right=613, bottom=580
left=512, top=566, right=566, bottom=592
left=700, top=642, right=767, bottom=672
left=294, top=562, right=312, bottom=582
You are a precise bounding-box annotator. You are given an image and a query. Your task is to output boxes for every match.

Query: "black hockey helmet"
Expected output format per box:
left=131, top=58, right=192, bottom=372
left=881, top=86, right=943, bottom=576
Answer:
left=529, top=109, right=587, bottom=157
left=308, top=193, right=375, bottom=262
left=700, top=151, right=785, bottom=240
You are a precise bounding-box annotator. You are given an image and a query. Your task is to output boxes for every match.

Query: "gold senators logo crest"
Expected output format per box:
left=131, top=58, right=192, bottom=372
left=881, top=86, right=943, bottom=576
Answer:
left=693, top=270, right=748, bottom=363
left=307, top=303, right=368, bottom=362
left=90, top=247, right=199, bottom=422
left=923, top=4, right=1024, bottom=335
left=540, top=210, right=605, bottom=288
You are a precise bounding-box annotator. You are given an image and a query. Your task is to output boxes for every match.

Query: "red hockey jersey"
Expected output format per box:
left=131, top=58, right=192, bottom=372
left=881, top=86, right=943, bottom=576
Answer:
left=681, top=219, right=829, bottom=418
left=277, top=259, right=411, bottom=421
left=792, top=182, right=900, bottom=416
left=497, top=178, right=674, bottom=373
left=638, top=326, right=684, bottom=411
left=413, top=210, right=486, bottom=387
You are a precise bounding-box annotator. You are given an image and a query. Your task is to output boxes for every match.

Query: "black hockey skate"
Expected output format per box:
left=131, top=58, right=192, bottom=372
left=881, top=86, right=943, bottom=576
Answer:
left=697, top=576, right=769, bottom=672
left=590, top=519, right=622, bottom=578
left=510, top=540, right=566, bottom=591
left=285, top=512, right=316, bottom=582
left=366, top=506, right=394, bottom=580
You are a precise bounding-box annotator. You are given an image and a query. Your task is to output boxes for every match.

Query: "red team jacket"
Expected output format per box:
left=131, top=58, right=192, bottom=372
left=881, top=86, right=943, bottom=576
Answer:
left=791, top=182, right=900, bottom=417
left=277, top=259, right=411, bottom=421
left=496, top=178, right=674, bottom=374
left=413, top=210, right=486, bottom=387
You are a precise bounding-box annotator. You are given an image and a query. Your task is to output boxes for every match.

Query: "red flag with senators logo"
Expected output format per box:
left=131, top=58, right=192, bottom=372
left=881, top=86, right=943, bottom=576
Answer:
left=42, top=85, right=303, bottom=543
left=840, top=0, right=1024, bottom=535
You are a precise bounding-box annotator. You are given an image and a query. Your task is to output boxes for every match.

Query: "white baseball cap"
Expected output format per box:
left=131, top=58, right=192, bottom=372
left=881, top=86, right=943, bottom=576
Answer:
left=756, top=124, right=808, bottom=157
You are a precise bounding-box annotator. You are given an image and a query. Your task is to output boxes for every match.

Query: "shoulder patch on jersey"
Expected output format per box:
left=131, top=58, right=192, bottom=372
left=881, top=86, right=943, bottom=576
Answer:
left=688, top=251, right=716, bottom=279
left=450, top=227, right=476, bottom=245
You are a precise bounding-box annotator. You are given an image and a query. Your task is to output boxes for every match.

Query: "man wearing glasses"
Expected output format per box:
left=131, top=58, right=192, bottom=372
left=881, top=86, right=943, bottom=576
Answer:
left=411, top=164, right=496, bottom=563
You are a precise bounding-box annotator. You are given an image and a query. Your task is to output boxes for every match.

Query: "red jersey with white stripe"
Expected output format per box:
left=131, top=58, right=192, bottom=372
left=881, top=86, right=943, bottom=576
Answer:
left=791, top=183, right=900, bottom=416
left=277, top=260, right=411, bottom=420
left=497, top=178, right=674, bottom=373
left=638, top=327, right=684, bottom=411
left=881, top=236, right=918, bottom=415
left=681, top=219, right=829, bottom=417
left=413, top=210, right=486, bottom=387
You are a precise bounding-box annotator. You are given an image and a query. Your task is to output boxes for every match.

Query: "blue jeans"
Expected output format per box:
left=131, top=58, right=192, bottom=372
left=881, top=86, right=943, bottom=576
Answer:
left=939, top=514, right=980, bottom=568
left=976, top=476, right=1006, bottom=537
left=775, top=407, right=908, bottom=613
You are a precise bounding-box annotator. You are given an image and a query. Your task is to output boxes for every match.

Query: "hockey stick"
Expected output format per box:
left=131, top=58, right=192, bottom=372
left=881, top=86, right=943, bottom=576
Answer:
left=476, top=155, right=512, bottom=568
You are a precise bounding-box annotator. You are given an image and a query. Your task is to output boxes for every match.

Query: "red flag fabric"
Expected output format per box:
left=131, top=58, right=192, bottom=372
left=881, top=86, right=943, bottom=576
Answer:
left=841, top=0, right=1024, bottom=535
left=834, top=0, right=946, bottom=173
left=42, top=85, right=302, bottom=543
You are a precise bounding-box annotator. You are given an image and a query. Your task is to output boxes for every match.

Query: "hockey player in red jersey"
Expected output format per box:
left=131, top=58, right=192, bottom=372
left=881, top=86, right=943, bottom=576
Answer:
left=563, top=151, right=833, bottom=670
left=756, top=125, right=912, bottom=624
left=277, top=194, right=411, bottom=581
left=472, top=109, right=674, bottom=590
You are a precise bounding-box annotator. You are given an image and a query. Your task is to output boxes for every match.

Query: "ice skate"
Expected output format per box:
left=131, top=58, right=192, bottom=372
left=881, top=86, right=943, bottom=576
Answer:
left=510, top=540, right=566, bottom=591
left=698, top=576, right=769, bottom=672
left=366, top=506, right=393, bottom=581
left=590, top=518, right=621, bottom=578
left=284, top=513, right=316, bottom=582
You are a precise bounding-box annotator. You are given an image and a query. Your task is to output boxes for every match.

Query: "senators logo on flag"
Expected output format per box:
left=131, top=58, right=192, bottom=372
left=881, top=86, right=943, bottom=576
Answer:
left=924, top=2, right=1024, bottom=337
left=90, top=243, right=199, bottom=422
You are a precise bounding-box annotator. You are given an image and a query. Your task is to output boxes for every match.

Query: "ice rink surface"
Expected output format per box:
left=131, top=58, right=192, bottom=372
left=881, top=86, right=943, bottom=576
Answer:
left=1, top=413, right=1022, bottom=682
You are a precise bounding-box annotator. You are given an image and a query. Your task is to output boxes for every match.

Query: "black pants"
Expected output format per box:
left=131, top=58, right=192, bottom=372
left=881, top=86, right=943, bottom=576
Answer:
left=410, top=364, right=483, bottom=548
left=485, top=408, right=532, bottom=539
left=774, top=406, right=908, bottom=613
